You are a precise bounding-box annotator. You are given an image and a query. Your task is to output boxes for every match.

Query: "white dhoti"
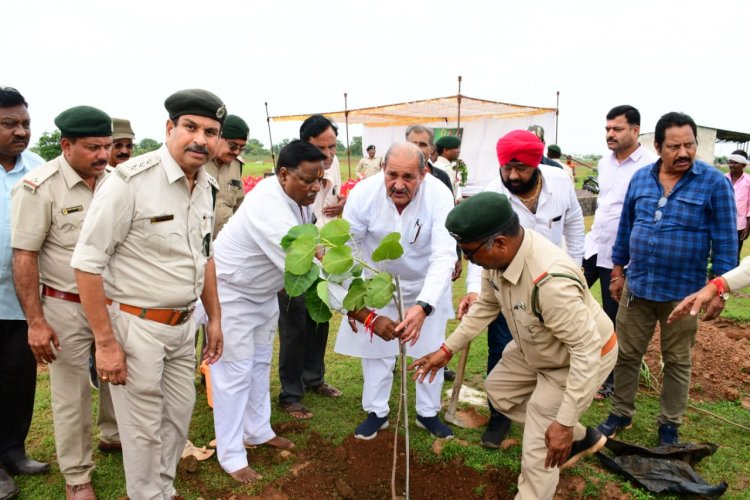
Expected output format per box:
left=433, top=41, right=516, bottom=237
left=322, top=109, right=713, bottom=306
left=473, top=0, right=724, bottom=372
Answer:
left=211, top=279, right=277, bottom=473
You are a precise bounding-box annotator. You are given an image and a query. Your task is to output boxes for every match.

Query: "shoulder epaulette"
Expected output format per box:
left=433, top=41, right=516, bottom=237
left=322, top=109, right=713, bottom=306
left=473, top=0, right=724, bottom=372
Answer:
left=115, top=154, right=160, bottom=183
left=21, top=162, right=59, bottom=193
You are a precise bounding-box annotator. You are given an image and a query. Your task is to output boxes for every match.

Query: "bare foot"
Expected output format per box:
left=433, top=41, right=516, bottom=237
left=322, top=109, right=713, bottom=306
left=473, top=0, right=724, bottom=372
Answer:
left=229, top=466, right=262, bottom=483
left=264, top=435, right=295, bottom=450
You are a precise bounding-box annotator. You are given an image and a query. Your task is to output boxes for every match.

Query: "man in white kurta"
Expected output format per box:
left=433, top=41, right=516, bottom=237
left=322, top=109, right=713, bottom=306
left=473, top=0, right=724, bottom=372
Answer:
left=334, top=142, right=456, bottom=439
left=210, top=140, right=327, bottom=483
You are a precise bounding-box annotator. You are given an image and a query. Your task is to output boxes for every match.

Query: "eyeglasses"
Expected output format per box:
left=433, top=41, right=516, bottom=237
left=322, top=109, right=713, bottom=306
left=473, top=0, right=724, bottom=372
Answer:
left=226, top=141, right=243, bottom=153
left=654, top=196, right=668, bottom=222
left=463, top=237, right=491, bottom=261
left=113, top=142, right=134, bottom=150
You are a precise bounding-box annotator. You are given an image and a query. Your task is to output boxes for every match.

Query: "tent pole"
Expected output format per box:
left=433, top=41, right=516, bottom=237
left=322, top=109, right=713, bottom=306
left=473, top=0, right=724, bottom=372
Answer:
left=555, top=91, right=560, bottom=144
left=344, top=92, right=352, bottom=180
left=456, top=75, right=463, bottom=137
left=265, top=102, right=276, bottom=170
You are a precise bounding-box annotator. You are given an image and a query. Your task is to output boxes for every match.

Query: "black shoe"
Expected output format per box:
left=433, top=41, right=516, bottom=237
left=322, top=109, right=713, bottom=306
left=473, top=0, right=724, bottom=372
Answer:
left=443, top=367, right=456, bottom=381
left=0, top=468, right=18, bottom=499
left=2, top=458, right=49, bottom=476
left=354, top=412, right=389, bottom=440
left=658, top=422, right=679, bottom=446
left=560, top=427, right=607, bottom=470
left=416, top=415, right=454, bottom=439
left=596, top=412, right=632, bottom=438
left=98, top=440, right=122, bottom=453
left=481, top=414, right=511, bottom=449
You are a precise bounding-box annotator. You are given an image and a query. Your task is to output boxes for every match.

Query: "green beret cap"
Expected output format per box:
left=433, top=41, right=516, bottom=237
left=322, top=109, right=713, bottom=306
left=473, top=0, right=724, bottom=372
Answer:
left=547, top=144, right=561, bottom=156
left=164, top=89, right=226, bottom=124
left=436, top=135, right=461, bottom=149
left=54, top=106, right=112, bottom=138
left=445, top=192, right=517, bottom=243
left=221, top=114, right=249, bottom=140
left=112, top=118, right=135, bottom=141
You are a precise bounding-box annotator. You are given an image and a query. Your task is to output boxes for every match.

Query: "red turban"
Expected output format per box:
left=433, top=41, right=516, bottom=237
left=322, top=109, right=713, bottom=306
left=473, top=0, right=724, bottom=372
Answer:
left=496, top=130, right=544, bottom=168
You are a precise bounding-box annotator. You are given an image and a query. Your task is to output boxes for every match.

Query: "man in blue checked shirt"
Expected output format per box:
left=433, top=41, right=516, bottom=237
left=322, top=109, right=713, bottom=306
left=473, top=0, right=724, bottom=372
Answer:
left=598, top=112, right=737, bottom=446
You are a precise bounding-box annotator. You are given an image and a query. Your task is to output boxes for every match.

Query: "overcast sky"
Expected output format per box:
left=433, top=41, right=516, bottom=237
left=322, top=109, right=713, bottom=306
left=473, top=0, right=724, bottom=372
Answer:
left=5, top=0, right=748, bottom=156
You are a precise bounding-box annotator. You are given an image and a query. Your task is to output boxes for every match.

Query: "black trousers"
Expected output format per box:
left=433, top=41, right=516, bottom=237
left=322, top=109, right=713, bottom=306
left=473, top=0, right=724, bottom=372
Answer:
left=582, top=254, right=618, bottom=387
left=277, top=292, right=329, bottom=405
left=0, top=320, right=37, bottom=463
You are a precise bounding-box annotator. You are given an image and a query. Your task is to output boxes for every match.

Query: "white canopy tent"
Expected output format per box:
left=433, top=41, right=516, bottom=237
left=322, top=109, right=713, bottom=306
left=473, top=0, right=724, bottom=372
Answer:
left=270, top=94, right=558, bottom=193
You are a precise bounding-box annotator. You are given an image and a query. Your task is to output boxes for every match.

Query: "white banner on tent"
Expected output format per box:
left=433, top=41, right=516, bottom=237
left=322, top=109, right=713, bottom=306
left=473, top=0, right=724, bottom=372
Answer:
left=363, top=111, right=557, bottom=195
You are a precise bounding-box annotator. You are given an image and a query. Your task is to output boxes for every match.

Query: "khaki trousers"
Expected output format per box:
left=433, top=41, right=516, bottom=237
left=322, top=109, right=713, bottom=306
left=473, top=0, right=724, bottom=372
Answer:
left=486, top=341, right=617, bottom=500
left=109, top=306, right=196, bottom=500
left=611, top=282, right=698, bottom=425
left=43, top=297, right=95, bottom=485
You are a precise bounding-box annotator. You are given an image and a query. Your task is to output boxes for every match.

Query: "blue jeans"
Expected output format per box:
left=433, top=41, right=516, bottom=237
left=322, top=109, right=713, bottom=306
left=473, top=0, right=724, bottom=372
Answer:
left=487, top=314, right=513, bottom=417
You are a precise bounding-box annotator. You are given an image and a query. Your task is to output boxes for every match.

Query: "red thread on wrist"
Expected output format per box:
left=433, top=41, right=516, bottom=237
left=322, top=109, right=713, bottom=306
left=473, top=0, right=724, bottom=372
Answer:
left=440, top=343, right=454, bottom=361
left=364, top=311, right=377, bottom=341
left=709, top=278, right=726, bottom=296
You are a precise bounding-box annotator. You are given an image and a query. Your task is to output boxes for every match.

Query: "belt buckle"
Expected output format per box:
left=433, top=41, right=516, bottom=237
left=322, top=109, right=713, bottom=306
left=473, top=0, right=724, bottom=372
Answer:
left=175, top=306, right=195, bottom=326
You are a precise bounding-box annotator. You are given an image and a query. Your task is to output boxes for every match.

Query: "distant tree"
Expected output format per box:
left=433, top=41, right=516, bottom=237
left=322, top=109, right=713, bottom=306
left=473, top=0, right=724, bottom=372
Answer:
left=243, top=138, right=269, bottom=157
left=272, top=138, right=292, bottom=155
left=336, top=139, right=346, bottom=152
left=31, top=130, right=61, bottom=160
left=133, top=138, right=161, bottom=156
left=350, top=136, right=363, bottom=156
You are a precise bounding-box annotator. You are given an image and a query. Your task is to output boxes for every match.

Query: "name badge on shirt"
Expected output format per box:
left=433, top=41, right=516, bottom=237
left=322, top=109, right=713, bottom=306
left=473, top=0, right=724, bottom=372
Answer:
left=61, top=205, right=83, bottom=215
left=150, top=214, right=175, bottom=223
left=229, top=179, right=242, bottom=188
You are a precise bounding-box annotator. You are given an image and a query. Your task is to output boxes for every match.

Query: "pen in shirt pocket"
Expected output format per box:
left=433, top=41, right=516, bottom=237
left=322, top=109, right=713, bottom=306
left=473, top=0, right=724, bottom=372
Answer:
left=549, top=215, right=562, bottom=228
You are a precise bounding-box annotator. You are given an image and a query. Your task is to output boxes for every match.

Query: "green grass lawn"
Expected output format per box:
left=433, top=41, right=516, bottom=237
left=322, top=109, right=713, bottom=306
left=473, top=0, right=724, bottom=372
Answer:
left=16, top=258, right=750, bottom=499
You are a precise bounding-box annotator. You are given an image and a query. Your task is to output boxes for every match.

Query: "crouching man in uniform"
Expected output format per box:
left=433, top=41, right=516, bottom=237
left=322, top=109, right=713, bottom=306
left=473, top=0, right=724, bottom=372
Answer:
left=411, top=192, right=618, bottom=500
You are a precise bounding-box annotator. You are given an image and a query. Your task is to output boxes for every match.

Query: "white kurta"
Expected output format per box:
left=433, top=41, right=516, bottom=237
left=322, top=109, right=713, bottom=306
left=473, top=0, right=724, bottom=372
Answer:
left=213, top=176, right=311, bottom=362
left=334, top=172, right=456, bottom=359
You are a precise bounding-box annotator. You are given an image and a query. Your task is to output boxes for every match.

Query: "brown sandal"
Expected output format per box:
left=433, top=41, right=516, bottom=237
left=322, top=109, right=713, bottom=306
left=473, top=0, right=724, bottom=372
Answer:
left=280, top=401, right=313, bottom=419
left=311, top=383, right=342, bottom=398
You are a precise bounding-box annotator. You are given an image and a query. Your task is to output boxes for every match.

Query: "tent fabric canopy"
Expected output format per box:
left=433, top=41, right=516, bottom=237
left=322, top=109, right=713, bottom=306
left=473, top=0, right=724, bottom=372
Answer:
left=270, top=94, right=554, bottom=127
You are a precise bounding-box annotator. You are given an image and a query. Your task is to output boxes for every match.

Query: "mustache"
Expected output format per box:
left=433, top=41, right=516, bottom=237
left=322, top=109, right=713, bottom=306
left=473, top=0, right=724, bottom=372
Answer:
left=675, top=156, right=691, bottom=163
left=389, top=187, right=409, bottom=195
left=116, top=153, right=130, bottom=159
left=186, top=145, right=209, bottom=154
left=93, top=160, right=107, bottom=168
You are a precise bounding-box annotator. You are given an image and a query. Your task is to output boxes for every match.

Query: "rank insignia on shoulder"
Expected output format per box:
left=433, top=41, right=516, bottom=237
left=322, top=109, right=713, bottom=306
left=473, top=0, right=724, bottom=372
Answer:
left=61, top=205, right=84, bottom=215
left=150, top=214, right=174, bottom=223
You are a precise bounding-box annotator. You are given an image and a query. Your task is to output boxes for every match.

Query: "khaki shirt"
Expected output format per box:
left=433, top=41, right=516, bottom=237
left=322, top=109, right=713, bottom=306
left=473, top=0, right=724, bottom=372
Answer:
left=445, top=230, right=613, bottom=426
left=71, top=146, right=215, bottom=309
left=204, top=157, right=244, bottom=238
left=11, top=155, right=108, bottom=293
left=357, top=156, right=382, bottom=178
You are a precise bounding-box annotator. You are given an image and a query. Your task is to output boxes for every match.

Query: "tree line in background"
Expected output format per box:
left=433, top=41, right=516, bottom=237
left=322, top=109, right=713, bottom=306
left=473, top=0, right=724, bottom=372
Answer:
left=31, top=131, right=163, bottom=161
left=30, top=131, right=363, bottom=162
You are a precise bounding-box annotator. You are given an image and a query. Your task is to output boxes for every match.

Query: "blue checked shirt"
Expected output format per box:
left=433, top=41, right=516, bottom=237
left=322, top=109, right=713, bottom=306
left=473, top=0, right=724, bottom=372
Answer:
left=612, top=159, right=737, bottom=302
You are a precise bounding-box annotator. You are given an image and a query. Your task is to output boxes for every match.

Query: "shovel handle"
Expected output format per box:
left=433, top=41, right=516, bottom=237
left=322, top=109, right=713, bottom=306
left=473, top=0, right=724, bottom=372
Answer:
left=445, top=341, right=471, bottom=420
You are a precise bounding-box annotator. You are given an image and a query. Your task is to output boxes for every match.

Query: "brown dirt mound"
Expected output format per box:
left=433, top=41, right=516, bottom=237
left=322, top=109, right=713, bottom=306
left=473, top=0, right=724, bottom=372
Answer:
left=643, top=318, right=750, bottom=401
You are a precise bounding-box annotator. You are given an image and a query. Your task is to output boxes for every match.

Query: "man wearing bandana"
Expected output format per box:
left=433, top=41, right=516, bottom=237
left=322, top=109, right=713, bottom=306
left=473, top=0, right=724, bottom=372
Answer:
left=458, top=130, right=584, bottom=448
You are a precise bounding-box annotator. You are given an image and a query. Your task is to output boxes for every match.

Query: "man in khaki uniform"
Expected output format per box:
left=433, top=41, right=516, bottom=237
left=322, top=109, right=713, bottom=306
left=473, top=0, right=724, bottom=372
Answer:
left=204, top=114, right=248, bottom=237
left=411, top=192, right=618, bottom=500
left=356, top=144, right=382, bottom=178
left=107, top=118, right=135, bottom=169
left=12, top=105, right=113, bottom=500
left=71, top=89, right=225, bottom=500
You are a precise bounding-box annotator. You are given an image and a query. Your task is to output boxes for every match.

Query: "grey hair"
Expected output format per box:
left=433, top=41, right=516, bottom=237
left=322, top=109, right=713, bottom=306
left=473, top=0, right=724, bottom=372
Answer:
left=384, top=142, right=426, bottom=172
left=404, top=125, right=435, bottom=146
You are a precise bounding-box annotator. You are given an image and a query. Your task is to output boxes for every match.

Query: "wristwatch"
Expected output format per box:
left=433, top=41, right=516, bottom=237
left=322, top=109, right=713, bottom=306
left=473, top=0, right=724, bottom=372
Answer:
left=416, top=300, right=434, bottom=316
left=710, top=278, right=730, bottom=301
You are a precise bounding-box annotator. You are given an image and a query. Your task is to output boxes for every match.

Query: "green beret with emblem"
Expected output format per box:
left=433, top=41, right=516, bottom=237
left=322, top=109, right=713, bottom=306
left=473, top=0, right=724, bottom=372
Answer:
left=221, top=114, right=249, bottom=140
left=54, top=106, right=112, bottom=138
left=164, top=89, right=227, bottom=124
left=436, top=135, right=461, bottom=149
left=445, top=191, right=517, bottom=243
